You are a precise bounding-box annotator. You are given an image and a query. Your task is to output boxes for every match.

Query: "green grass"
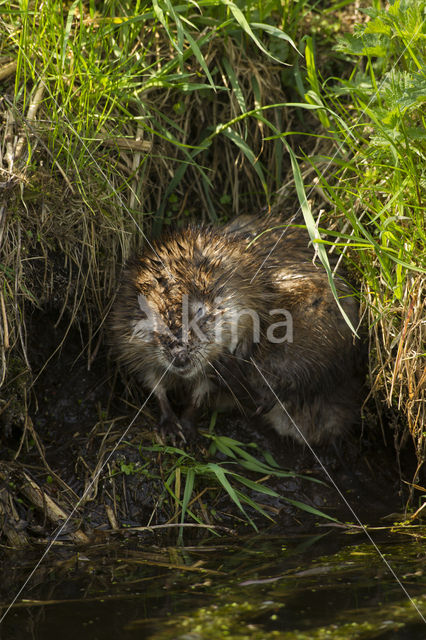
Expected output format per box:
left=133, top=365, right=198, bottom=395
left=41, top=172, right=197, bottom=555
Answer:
left=297, top=0, right=426, bottom=481
left=5, top=0, right=302, bottom=220
left=0, top=0, right=307, bottom=339
left=138, top=413, right=335, bottom=541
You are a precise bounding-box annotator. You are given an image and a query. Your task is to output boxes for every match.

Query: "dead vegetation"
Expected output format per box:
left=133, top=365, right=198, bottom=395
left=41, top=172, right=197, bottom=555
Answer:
left=366, top=274, right=425, bottom=492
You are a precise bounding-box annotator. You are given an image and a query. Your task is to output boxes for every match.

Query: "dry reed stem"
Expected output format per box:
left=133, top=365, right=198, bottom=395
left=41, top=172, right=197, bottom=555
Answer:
left=105, top=503, right=119, bottom=530
left=100, top=137, right=152, bottom=153
left=18, top=471, right=89, bottom=544
left=13, top=82, right=45, bottom=164
left=0, top=60, right=17, bottom=82
left=368, top=273, right=425, bottom=475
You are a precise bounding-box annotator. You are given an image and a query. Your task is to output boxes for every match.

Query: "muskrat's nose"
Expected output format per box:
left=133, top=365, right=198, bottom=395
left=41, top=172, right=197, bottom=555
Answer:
left=172, top=349, right=190, bottom=369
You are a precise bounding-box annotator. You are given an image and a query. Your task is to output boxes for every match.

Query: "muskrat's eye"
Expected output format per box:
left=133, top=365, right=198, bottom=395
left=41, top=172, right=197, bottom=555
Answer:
left=213, top=296, right=225, bottom=312
left=194, top=306, right=205, bottom=319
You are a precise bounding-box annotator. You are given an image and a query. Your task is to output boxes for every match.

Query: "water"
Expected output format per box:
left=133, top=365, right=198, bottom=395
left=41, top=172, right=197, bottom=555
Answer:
left=1, top=528, right=425, bottom=639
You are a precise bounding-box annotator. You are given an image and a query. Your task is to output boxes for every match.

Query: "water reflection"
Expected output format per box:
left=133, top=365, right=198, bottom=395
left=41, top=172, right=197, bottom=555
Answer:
left=1, top=530, right=426, bottom=639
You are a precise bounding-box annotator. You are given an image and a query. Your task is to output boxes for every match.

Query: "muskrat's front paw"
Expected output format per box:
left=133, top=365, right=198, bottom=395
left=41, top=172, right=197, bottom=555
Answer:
left=159, top=413, right=193, bottom=445
left=159, top=413, right=179, bottom=443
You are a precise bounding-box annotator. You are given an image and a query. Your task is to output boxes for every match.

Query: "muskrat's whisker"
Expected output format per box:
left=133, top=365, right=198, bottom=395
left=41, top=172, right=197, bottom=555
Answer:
left=207, top=360, right=245, bottom=414
left=208, top=358, right=260, bottom=408
left=224, top=352, right=278, bottom=380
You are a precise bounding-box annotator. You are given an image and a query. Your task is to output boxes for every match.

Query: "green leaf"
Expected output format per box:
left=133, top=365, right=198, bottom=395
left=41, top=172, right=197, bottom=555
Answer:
left=221, top=1, right=284, bottom=64
left=207, top=463, right=249, bottom=518
left=222, top=127, right=268, bottom=197
left=143, top=444, right=193, bottom=458
left=282, top=140, right=359, bottom=336
left=283, top=497, right=340, bottom=522
left=152, top=0, right=182, bottom=54
left=212, top=438, right=238, bottom=459
left=364, top=16, right=393, bottom=36
left=250, top=22, right=300, bottom=56
left=335, top=33, right=389, bottom=57
left=263, top=450, right=281, bottom=469
left=234, top=490, right=271, bottom=524
left=61, top=0, right=80, bottom=67
left=233, top=474, right=280, bottom=498
left=185, top=29, right=216, bottom=90
left=180, top=467, right=195, bottom=522
left=221, top=56, right=247, bottom=114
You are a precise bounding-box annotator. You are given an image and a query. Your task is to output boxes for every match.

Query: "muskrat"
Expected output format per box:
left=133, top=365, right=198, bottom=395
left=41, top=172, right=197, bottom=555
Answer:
left=109, top=215, right=361, bottom=444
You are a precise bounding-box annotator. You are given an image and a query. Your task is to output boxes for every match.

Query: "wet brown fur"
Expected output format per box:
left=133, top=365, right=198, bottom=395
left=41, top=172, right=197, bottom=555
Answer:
left=109, top=216, right=361, bottom=444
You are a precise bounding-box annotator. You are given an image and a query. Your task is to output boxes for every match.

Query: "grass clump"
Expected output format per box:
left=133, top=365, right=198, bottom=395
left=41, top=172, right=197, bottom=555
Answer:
left=299, top=0, right=426, bottom=482
left=139, top=418, right=334, bottom=541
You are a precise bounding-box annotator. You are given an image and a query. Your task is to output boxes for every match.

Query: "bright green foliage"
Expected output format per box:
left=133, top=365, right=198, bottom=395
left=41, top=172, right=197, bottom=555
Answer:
left=336, top=0, right=425, bottom=64
left=141, top=414, right=335, bottom=539
left=305, top=0, right=426, bottom=297
left=302, top=0, right=425, bottom=471
left=1, top=0, right=302, bottom=229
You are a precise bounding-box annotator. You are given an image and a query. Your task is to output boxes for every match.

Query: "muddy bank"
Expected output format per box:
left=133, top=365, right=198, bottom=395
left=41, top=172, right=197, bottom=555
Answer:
left=0, top=308, right=411, bottom=547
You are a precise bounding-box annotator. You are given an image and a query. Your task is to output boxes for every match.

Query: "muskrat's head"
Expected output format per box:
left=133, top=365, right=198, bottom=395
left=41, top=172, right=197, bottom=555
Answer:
left=110, top=227, right=261, bottom=381
left=129, top=286, right=234, bottom=378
